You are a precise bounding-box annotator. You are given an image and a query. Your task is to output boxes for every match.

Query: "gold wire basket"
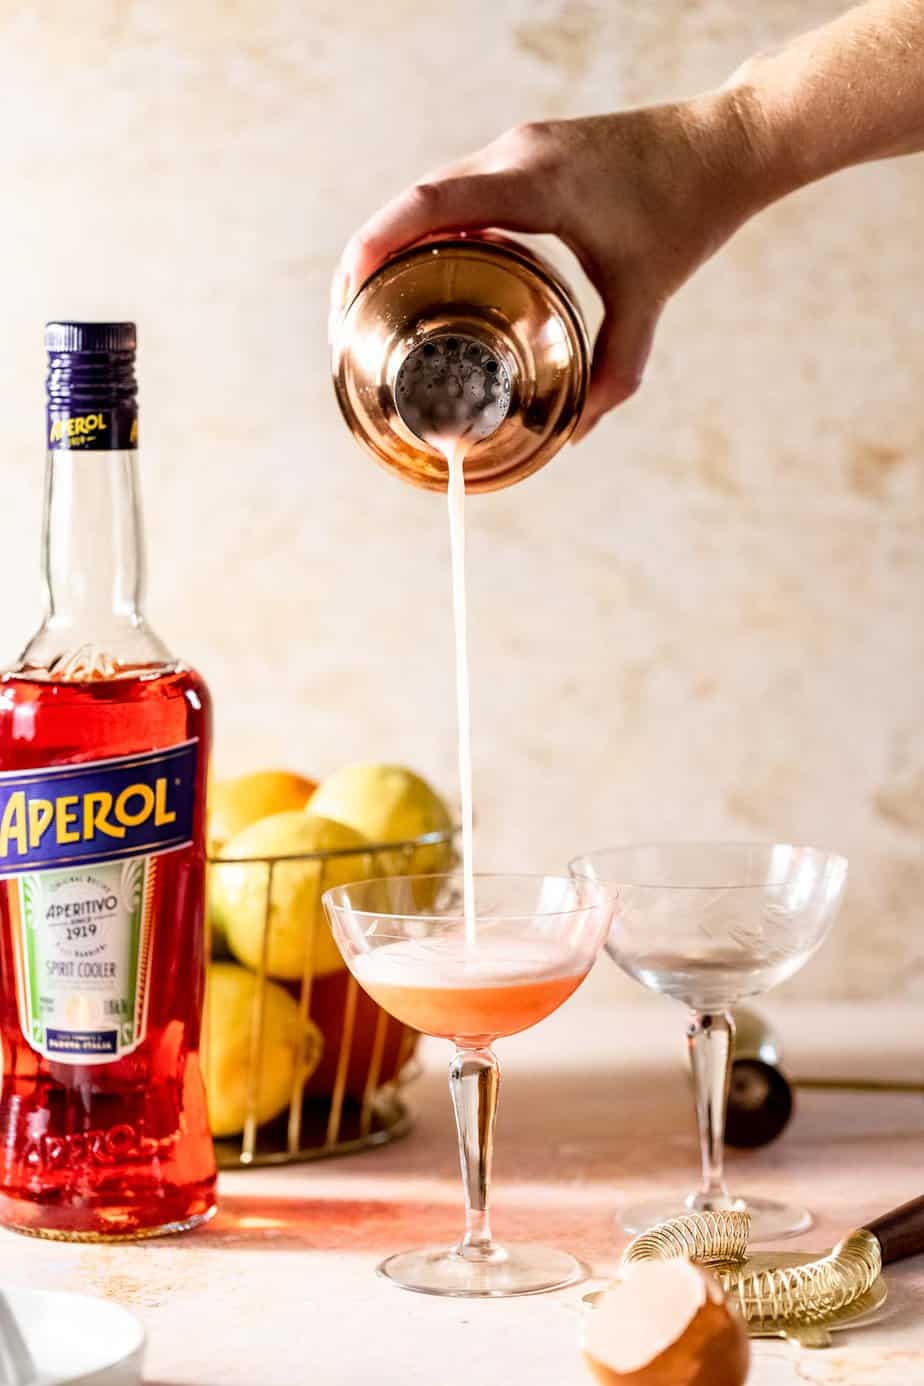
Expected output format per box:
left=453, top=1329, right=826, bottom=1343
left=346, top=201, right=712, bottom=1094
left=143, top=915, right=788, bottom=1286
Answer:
left=205, top=828, right=455, bottom=1167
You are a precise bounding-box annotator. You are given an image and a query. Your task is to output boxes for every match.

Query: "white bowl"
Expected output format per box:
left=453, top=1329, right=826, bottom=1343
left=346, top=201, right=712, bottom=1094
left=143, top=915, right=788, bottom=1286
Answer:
left=3, top=1287, right=145, bottom=1386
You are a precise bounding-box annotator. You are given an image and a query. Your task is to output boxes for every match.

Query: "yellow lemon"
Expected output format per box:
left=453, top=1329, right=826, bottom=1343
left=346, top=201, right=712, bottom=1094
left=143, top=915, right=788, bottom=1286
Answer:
left=214, top=811, right=373, bottom=981
left=308, top=764, right=453, bottom=877
left=208, top=769, right=318, bottom=854
left=205, top=962, right=323, bottom=1139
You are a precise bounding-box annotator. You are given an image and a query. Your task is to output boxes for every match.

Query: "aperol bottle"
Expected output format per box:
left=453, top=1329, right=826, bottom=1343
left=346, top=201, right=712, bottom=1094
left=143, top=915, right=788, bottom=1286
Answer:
left=0, top=323, right=216, bottom=1239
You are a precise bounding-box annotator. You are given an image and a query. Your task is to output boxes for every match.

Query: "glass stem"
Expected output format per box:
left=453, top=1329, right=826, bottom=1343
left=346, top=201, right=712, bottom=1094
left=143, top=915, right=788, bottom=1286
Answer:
left=449, top=1045, right=501, bottom=1260
left=687, top=1010, right=735, bottom=1210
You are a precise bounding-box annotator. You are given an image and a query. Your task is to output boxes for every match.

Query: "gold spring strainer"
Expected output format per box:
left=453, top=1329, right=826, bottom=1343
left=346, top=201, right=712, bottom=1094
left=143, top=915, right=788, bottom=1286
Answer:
left=620, top=1195, right=924, bottom=1348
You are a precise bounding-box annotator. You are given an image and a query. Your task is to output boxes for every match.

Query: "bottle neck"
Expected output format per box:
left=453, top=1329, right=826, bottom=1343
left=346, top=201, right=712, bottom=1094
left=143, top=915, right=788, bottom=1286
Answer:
left=15, top=447, right=172, bottom=678
left=43, top=448, right=146, bottom=628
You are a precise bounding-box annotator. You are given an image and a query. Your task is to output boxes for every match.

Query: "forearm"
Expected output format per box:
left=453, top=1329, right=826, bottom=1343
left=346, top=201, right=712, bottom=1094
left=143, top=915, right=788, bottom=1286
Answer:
left=724, top=0, right=924, bottom=204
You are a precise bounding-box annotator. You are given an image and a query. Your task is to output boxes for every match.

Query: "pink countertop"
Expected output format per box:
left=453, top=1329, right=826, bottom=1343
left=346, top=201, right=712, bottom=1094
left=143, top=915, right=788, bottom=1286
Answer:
left=10, top=998, right=924, bottom=1385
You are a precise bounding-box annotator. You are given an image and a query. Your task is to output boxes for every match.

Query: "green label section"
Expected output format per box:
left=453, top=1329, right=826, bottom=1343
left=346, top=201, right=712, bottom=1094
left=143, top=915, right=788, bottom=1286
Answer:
left=17, top=857, right=154, bottom=1064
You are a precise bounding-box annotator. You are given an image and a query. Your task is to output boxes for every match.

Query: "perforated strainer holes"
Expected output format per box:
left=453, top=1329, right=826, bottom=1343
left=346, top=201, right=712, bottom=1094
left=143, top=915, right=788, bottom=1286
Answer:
left=395, top=333, right=512, bottom=444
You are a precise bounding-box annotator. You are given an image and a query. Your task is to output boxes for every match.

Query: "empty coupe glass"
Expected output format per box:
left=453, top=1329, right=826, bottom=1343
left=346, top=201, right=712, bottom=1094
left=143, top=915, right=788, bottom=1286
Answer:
left=570, top=843, right=847, bottom=1241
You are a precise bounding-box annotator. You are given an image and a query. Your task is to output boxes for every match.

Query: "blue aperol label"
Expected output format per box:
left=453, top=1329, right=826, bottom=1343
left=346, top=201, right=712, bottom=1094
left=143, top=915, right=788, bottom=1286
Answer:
left=47, top=402, right=138, bottom=451
left=0, top=741, right=198, bottom=878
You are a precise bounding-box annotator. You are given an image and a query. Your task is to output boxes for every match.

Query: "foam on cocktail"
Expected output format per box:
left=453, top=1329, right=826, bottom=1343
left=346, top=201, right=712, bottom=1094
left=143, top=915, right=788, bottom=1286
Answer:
left=353, top=930, right=587, bottom=1041
left=353, top=930, right=581, bottom=989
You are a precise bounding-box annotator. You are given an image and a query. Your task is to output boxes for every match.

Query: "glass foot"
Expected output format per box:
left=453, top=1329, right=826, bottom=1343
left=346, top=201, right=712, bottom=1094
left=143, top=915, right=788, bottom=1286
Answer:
left=620, top=1194, right=813, bottom=1243
left=377, top=1243, right=588, bottom=1298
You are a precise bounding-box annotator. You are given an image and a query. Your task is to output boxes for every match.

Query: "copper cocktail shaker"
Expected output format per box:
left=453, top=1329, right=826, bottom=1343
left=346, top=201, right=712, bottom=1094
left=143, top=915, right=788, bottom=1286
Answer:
left=332, top=233, right=590, bottom=492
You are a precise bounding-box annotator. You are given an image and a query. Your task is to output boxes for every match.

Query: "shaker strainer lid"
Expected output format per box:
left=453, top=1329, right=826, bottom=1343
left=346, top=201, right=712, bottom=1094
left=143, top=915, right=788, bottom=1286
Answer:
left=395, top=333, right=511, bottom=445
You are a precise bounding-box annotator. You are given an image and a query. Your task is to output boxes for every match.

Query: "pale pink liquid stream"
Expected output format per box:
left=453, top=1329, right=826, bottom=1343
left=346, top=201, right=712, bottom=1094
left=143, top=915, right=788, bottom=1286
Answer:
left=442, top=438, right=477, bottom=948
left=362, top=435, right=591, bottom=1024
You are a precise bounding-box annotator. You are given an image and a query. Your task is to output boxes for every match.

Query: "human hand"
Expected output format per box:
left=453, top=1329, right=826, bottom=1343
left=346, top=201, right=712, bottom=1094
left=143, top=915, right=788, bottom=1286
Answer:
left=331, top=93, right=766, bottom=437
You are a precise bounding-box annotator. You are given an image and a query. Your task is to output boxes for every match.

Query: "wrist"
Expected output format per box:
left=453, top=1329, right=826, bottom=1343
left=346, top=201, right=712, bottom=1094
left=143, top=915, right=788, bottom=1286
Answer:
left=684, top=82, right=798, bottom=240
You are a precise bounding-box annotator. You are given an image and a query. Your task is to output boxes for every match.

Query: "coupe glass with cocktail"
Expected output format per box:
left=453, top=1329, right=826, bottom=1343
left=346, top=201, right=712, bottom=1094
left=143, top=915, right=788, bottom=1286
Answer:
left=324, top=871, right=612, bottom=1297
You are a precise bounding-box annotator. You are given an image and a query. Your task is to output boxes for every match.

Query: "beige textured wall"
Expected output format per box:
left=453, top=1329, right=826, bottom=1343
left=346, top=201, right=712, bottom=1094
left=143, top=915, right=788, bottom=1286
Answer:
left=0, top=1, right=921, bottom=1000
